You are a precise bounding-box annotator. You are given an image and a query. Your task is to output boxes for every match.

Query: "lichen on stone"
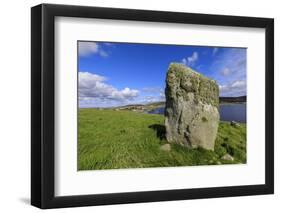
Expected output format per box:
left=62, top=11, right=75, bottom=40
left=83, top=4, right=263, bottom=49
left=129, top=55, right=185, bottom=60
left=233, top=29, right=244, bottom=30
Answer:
left=166, top=63, right=219, bottom=108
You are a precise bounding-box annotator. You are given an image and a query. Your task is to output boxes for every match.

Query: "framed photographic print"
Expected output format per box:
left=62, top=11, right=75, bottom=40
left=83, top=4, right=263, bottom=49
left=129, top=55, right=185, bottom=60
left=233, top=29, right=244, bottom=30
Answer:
left=31, top=3, right=274, bottom=209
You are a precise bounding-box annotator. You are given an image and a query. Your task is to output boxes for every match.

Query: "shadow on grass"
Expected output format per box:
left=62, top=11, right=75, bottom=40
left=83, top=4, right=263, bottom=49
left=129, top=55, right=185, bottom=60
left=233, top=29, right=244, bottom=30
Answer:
left=149, top=124, right=166, bottom=140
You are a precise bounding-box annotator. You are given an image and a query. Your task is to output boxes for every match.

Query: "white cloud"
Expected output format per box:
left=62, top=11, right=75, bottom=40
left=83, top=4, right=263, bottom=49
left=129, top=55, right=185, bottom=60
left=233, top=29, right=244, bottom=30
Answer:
left=78, top=42, right=98, bottom=56
left=231, top=80, right=246, bottom=88
left=219, top=80, right=246, bottom=97
left=142, top=87, right=163, bottom=94
left=220, top=67, right=231, bottom=76
left=213, top=47, right=218, bottom=55
left=79, top=72, right=106, bottom=88
left=99, top=50, right=108, bottom=57
left=79, top=72, right=139, bottom=107
left=130, top=87, right=165, bottom=105
left=213, top=49, right=246, bottom=80
left=78, top=42, right=108, bottom=57
left=160, top=91, right=165, bottom=99
left=104, top=42, right=114, bottom=46
left=209, top=48, right=246, bottom=97
left=182, top=52, right=199, bottom=67
left=144, top=96, right=159, bottom=103
left=139, top=95, right=165, bottom=104
left=188, top=52, right=199, bottom=65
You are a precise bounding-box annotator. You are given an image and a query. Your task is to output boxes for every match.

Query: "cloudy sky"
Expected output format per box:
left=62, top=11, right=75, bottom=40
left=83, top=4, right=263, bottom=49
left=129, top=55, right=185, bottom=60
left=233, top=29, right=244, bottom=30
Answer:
left=78, top=41, right=246, bottom=108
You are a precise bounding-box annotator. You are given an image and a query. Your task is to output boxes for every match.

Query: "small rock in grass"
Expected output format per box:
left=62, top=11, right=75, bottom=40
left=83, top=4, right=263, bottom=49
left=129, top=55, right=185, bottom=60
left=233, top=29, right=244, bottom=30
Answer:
left=221, top=153, right=234, bottom=161
left=230, top=121, right=240, bottom=127
left=160, top=144, right=171, bottom=152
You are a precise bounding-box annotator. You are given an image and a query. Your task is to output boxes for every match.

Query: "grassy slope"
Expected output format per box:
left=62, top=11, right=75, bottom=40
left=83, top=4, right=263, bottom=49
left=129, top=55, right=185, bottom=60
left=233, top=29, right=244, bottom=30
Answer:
left=78, top=109, right=246, bottom=170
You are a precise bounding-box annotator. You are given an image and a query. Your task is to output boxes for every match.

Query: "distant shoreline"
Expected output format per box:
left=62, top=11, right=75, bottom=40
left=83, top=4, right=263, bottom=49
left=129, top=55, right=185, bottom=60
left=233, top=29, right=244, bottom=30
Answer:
left=219, top=95, right=246, bottom=103
left=79, top=96, right=247, bottom=109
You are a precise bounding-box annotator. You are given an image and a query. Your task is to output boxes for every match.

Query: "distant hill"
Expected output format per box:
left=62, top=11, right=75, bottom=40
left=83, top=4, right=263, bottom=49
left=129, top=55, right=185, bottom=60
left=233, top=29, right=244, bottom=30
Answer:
left=118, top=104, right=144, bottom=108
left=113, top=101, right=165, bottom=112
left=110, top=96, right=246, bottom=111
left=219, top=96, right=246, bottom=103
left=143, top=96, right=247, bottom=107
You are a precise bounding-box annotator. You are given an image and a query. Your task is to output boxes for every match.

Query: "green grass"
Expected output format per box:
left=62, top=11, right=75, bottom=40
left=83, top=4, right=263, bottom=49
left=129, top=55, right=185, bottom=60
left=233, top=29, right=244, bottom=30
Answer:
left=78, top=108, right=246, bottom=170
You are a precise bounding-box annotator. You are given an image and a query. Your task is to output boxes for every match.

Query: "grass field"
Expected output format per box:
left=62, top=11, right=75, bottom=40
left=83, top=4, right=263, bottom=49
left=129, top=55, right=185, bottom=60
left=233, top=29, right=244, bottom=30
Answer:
left=78, top=108, right=246, bottom=170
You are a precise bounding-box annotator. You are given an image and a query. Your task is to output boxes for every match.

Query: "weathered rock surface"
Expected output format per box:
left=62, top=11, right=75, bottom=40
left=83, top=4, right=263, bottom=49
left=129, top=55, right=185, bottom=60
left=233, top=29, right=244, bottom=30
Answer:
left=164, top=63, right=220, bottom=150
left=221, top=153, right=234, bottom=161
left=230, top=121, right=240, bottom=127
left=160, top=144, right=171, bottom=152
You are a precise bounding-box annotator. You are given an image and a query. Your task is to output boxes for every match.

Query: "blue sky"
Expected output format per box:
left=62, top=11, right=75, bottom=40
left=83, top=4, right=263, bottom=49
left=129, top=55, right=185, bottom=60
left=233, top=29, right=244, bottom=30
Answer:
left=78, top=41, right=246, bottom=108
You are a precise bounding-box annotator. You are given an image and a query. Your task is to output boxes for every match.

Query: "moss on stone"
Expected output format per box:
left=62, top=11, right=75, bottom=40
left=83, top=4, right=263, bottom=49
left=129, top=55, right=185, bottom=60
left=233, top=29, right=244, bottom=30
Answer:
left=201, top=117, right=208, bottom=122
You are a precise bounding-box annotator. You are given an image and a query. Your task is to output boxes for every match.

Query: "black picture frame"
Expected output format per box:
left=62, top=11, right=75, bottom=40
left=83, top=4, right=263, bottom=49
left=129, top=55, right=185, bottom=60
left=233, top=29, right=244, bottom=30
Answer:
left=31, top=3, right=274, bottom=209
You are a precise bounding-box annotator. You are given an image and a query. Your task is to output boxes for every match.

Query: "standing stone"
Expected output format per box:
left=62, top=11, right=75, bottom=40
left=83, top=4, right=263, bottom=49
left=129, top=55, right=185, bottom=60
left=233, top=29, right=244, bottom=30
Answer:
left=164, top=63, right=220, bottom=150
